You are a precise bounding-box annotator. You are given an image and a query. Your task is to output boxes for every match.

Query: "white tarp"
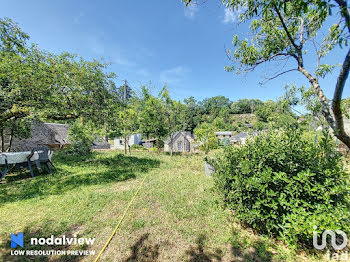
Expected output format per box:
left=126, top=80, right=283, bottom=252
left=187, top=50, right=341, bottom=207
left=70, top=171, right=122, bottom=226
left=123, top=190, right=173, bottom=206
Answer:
left=0, top=151, right=39, bottom=165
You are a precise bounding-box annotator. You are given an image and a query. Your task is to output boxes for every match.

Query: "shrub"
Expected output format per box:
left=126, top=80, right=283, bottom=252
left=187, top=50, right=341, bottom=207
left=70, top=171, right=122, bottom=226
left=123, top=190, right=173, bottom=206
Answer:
left=194, top=122, right=218, bottom=154
left=66, top=120, right=97, bottom=156
left=131, top=144, right=147, bottom=151
left=149, top=147, right=158, bottom=152
left=213, top=128, right=350, bottom=247
left=219, top=137, right=231, bottom=147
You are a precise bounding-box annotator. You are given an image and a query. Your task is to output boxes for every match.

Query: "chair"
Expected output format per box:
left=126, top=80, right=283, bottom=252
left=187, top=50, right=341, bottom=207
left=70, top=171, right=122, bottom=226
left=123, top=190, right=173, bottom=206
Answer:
left=30, top=146, right=55, bottom=174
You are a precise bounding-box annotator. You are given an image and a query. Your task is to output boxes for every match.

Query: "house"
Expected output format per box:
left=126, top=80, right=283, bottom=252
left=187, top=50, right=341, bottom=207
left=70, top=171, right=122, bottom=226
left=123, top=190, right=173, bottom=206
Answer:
left=142, top=138, right=158, bottom=149
left=8, top=122, right=70, bottom=151
left=232, top=131, right=261, bottom=145
left=113, top=133, right=142, bottom=150
left=214, top=131, right=234, bottom=140
left=164, top=131, right=196, bottom=153
left=232, top=132, right=248, bottom=145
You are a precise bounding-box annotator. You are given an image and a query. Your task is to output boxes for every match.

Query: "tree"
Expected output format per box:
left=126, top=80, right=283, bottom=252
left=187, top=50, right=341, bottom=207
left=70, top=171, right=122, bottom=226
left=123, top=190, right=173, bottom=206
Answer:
left=0, top=18, right=28, bottom=53
left=138, top=86, right=167, bottom=151
left=255, top=100, right=280, bottom=122
left=230, top=99, right=263, bottom=114
left=118, top=108, right=137, bottom=154
left=184, top=0, right=350, bottom=148
left=183, top=96, right=202, bottom=132
left=116, top=81, right=134, bottom=103
left=0, top=19, right=46, bottom=151
left=0, top=18, right=119, bottom=151
left=160, top=86, right=185, bottom=156
left=194, top=122, right=218, bottom=154
left=200, top=96, right=231, bottom=119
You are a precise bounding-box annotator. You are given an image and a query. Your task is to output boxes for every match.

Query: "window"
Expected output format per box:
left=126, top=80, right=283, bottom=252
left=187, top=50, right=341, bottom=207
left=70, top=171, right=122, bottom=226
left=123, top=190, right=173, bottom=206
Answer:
left=177, top=141, right=182, bottom=151
left=119, top=140, right=123, bottom=145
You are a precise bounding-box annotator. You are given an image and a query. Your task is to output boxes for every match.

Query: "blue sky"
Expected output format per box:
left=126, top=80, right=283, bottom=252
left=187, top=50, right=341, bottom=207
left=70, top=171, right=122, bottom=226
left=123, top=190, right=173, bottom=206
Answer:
left=1, top=0, right=349, bottom=102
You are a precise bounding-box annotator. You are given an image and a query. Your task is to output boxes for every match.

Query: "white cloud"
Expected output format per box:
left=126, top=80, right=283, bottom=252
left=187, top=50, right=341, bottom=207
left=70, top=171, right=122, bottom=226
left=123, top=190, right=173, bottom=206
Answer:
left=184, top=4, right=198, bottom=19
left=223, top=7, right=244, bottom=24
left=160, top=66, right=189, bottom=84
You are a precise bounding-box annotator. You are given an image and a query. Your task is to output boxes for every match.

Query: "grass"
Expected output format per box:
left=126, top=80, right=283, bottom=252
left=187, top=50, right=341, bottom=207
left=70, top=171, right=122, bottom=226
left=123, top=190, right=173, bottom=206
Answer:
left=0, top=150, right=330, bottom=261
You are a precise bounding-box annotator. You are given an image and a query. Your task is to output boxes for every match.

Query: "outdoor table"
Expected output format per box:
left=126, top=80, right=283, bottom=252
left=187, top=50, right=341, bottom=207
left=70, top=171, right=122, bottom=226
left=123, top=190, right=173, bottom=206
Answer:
left=0, top=151, right=40, bottom=181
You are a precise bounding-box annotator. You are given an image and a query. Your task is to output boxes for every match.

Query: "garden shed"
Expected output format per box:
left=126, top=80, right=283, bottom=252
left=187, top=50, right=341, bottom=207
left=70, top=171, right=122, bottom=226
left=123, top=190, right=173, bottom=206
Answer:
left=164, top=131, right=195, bottom=153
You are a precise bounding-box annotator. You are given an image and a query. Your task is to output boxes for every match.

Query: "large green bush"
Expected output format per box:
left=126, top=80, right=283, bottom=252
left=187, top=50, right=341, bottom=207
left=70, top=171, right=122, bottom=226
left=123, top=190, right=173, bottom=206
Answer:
left=67, top=120, right=97, bottom=156
left=213, top=128, right=350, bottom=247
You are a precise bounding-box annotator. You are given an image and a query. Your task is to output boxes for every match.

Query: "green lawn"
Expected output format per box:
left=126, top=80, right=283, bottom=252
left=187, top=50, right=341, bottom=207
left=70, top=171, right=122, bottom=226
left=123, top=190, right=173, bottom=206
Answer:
left=0, top=150, right=326, bottom=261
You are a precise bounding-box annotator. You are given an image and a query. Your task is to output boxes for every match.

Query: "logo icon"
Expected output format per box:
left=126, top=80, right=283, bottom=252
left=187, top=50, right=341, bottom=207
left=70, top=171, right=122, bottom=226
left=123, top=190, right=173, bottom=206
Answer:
left=11, top=233, right=23, bottom=248
left=313, top=226, right=348, bottom=250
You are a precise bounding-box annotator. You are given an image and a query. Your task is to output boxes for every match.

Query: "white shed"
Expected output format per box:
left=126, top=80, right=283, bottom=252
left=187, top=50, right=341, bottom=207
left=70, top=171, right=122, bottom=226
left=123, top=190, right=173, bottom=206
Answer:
left=113, top=134, right=142, bottom=150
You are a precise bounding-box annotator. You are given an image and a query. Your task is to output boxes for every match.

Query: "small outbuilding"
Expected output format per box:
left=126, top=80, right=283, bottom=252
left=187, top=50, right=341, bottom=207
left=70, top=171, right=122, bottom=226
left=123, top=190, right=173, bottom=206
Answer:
left=113, top=133, right=142, bottom=150
left=142, top=138, right=158, bottom=149
left=164, top=131, right=195, bottom=153
left=214, top=131, right=235, bottom=140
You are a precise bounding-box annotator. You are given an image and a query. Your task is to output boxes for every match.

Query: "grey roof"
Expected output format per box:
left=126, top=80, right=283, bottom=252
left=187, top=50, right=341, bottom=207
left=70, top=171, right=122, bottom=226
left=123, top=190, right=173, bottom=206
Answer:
left=232, top=131, right=263, bottom=142
left=164, top=131, right=194, bottom=144
left=233, top=132, right=248, bottom=140
left=44, top=123, right=69, bottom=144
left=143, top=138, right=157, bottom=142
left=215, top=131, right=234, bottom=136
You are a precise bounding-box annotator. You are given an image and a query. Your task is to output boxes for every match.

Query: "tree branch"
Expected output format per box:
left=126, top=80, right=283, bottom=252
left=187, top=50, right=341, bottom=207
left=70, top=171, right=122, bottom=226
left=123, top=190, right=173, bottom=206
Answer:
left=273, top=5, right=299, bottom=50
left=334, top=0, right=350, bottom=34
left=260, top=68, right=298, bottom=85
left=273, top=4, right=303, bottom=66
left=45, top=114, right=79, bottom=121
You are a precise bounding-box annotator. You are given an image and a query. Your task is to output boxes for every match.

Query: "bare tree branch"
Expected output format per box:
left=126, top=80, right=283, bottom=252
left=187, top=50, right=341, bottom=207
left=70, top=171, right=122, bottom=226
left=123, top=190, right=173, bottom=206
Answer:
left=259, top=68, right=298, bottom=85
